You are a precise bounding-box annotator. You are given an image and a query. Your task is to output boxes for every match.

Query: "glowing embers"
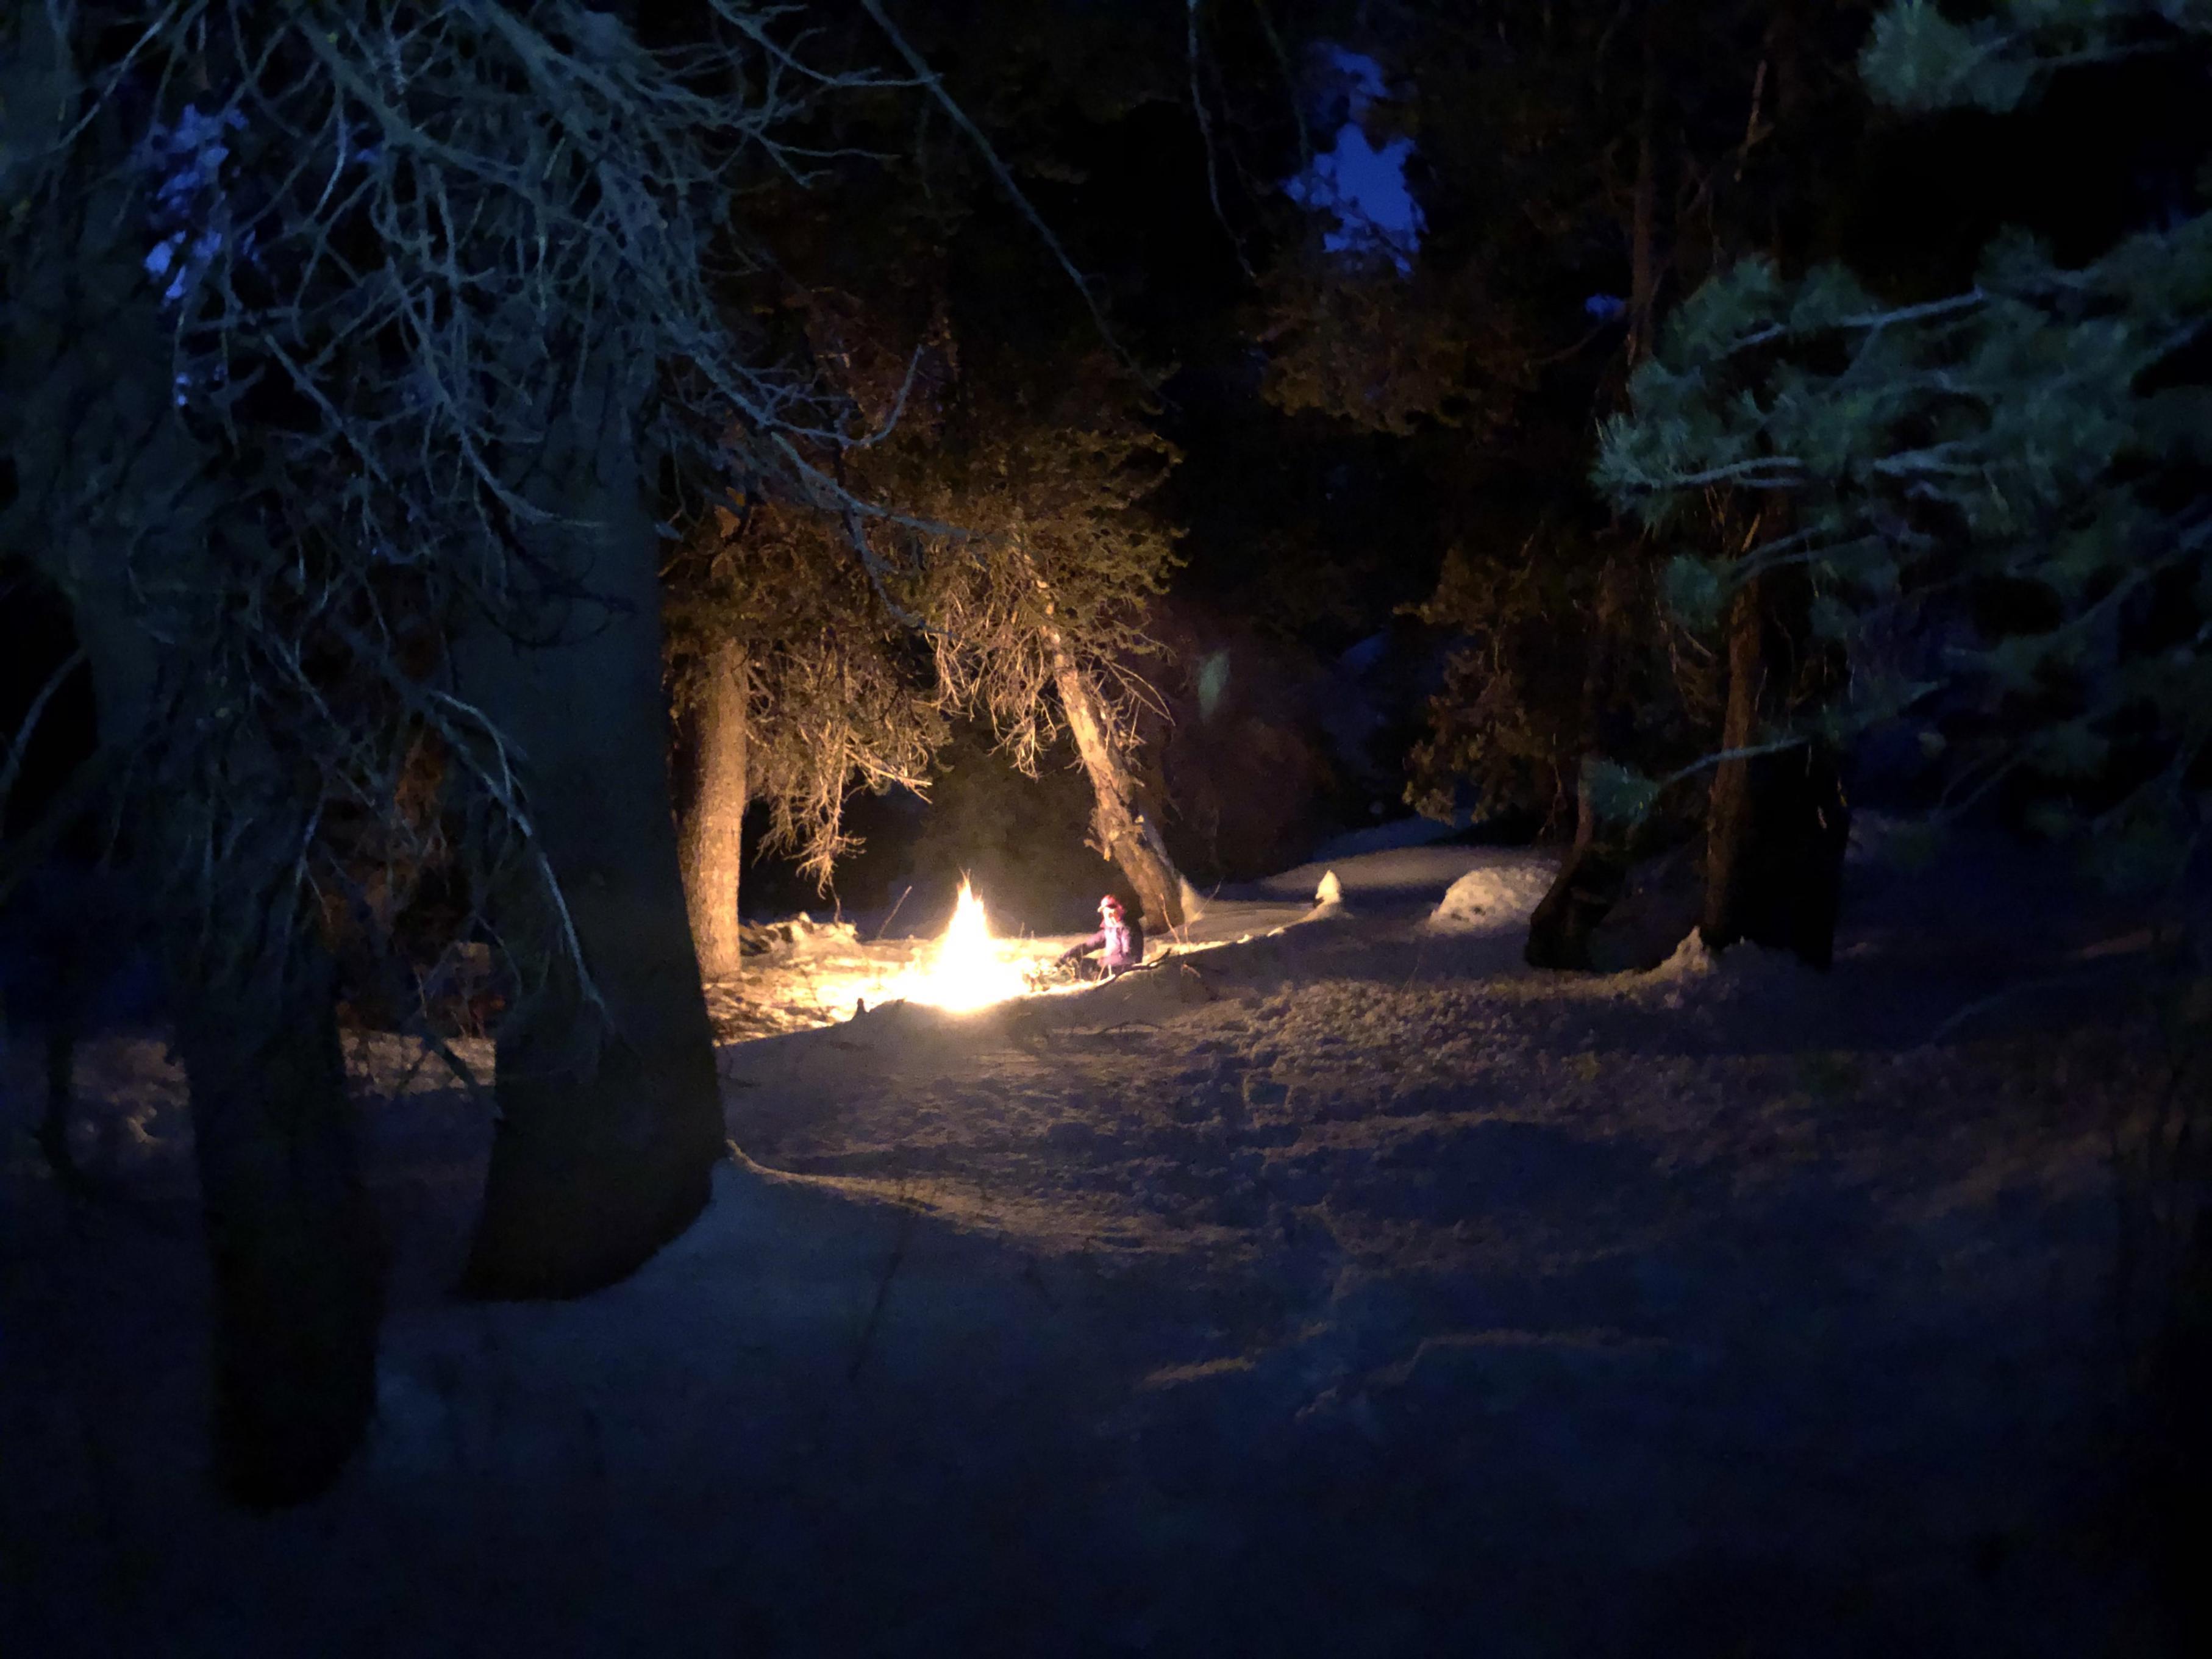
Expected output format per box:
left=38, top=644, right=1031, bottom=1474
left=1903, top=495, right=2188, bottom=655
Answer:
left=898, top=878, right=1037, bottom=1013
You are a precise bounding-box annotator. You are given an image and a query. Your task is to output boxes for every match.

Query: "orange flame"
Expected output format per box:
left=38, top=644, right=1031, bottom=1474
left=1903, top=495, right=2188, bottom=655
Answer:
left=901, top=878, right=1034, bottom=1011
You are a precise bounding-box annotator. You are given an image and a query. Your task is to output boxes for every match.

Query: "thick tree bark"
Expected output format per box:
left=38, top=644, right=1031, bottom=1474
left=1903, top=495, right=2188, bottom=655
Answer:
left=174, top=929, right=382, bottom=1508
left=9, top=30, right=414, bottom=1505
left=456, top=393, right=724, bottom=1300
left=1700, top=570, right=1849, bottom=967
left=80, top=599, right=380, bottom=1505
left=7, top=201, right=383, bottom=1501
left=1051, top=643, right=1186, bottom=933
left=680, top=640, right=750, bottom=981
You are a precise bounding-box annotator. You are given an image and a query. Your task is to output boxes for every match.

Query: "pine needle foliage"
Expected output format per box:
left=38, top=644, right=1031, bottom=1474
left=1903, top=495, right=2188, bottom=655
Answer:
left=1594, top=1, right=2212, bottom=893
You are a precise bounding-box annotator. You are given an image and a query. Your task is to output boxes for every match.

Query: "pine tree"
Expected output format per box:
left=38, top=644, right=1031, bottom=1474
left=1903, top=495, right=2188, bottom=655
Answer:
left=1596, top=1, right=2211, bottom=931
left=1231, top=2, right=1880, bottom=963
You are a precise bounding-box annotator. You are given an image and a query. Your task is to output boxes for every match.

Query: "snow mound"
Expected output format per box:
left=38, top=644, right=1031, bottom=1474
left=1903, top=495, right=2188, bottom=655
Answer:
left=1642, top=933, right=1830, bottom=1010
left=1649, top=931, right=1718, bottom=979
left=1315, top=869, right=1344, bottom=908
left=1427, top=858, right=1555, bottom=931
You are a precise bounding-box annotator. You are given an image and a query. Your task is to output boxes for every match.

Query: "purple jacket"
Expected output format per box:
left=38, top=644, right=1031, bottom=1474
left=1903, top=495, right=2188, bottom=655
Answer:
left=1068, top=913, right=1144, bottom=972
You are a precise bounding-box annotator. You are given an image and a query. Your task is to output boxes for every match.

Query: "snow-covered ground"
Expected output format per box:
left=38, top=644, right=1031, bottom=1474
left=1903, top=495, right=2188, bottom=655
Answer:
left=0, top=838, right=2180, bottom=1655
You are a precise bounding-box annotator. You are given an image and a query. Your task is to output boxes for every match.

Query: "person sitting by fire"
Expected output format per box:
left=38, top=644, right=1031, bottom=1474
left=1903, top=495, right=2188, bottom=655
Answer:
left=1059, top=892, right=1144, bottom=981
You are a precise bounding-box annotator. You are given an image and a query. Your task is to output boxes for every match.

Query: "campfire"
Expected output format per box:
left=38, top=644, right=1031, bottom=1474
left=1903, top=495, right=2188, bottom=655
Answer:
left=711, top=876, right=1091, bottom=1035
left=897, top=877, right=1045, bottom=1013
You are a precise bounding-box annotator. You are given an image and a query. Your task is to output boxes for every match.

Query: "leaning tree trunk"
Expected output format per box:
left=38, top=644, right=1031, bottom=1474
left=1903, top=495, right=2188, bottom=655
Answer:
left=1525, top=771, right=1630, bottom=970
left=679, top=640, right=750, bottom=982
left=456, top=380, right=724, bottom=1300
left=1700, top=568, right=1849, bottom=968
left=1525, top=562, right=1636, bottom=970
left=1051, top=642, right=1186, bottom=932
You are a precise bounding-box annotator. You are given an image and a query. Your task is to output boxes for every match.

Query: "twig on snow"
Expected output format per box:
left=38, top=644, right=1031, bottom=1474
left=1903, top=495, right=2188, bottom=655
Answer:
left=847, top=1183, right=919, bottom=1383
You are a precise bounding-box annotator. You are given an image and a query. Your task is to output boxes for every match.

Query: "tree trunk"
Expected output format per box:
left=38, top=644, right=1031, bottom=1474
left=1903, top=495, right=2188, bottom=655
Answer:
left=1700, top=569, right=1849, bottom=967
left=93, top=618, right=381, bottom=1508
left=4, top=45, right=382, bottom=1505
left=1525, top=774, right=1631, bottom=971
left=1052, top=643, right=1186, bottom=933
left=1625, top=5, right=1663, bottom=366
left=1525, top=562, right=1635, bottom=969
left=456, top=393, right=724, bottom=1300
left=680, top=640, right=750, bottom=981
left=173, top=927, right=382, bottom=1508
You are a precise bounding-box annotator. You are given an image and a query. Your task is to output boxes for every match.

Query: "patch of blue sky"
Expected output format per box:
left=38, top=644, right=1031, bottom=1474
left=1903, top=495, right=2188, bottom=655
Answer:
left=138, top=104, right=243, bottom=308
left=144, top=227, right=224, bottom=304
left=1285, top=47, right=1424, bottom=274
left=1286, top=123, right=1424, bottom=273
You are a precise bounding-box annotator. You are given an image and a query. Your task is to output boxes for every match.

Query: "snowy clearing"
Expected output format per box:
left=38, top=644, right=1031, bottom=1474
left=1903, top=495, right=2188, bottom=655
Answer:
left=0, top=839, right=2175, bottom=1655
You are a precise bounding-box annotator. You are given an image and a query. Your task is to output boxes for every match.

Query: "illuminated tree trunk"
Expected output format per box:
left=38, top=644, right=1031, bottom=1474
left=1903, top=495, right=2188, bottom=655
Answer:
left=1051, top=640, right=1186, bottom=932
left=458, top=376, right=724, bottom=1299
left=1700, top=569, right=1849, bottom=967
left=680, top=640, right=750, bottom=981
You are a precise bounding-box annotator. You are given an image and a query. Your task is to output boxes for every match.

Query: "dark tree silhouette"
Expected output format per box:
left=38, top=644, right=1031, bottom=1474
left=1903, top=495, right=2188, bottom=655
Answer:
left=0, top=0, right=894, bottom=1500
